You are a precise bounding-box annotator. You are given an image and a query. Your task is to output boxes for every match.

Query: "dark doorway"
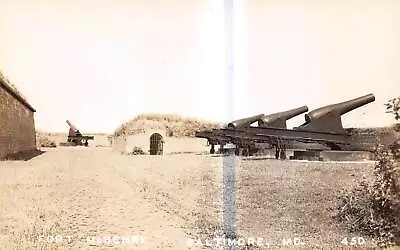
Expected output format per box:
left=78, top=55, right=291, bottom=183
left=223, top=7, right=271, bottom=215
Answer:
left=150, top=133, right=164, bottom=155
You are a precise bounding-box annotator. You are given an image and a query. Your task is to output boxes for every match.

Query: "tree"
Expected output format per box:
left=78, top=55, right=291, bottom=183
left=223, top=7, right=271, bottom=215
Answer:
left=385, top=97, right=400, bottom=121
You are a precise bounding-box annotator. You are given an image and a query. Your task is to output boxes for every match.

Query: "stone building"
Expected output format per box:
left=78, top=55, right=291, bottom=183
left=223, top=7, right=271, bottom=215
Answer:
left=0, top=78, right=36, bottom=159
left=112, top=128, right=208, bottom=155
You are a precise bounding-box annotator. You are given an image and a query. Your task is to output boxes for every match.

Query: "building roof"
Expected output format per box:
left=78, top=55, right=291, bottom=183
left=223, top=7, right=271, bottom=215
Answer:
left=0, top=79, right=36, bottom=112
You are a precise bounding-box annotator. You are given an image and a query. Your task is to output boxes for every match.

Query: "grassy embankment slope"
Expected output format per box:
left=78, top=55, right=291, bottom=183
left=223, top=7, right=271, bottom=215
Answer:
left=113, top=113, right=222, bottom=137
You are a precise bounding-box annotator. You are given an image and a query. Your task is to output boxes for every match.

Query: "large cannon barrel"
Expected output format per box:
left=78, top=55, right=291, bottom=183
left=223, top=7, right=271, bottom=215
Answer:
left=260, top=106, right=308, bottom=125
left=306, top=93, right=375, bottom=121
left=66, top=120, right=78, bottom=132
left=227, top=114, right=264, bottom=129
left=295, top=93, right=376, bottom=134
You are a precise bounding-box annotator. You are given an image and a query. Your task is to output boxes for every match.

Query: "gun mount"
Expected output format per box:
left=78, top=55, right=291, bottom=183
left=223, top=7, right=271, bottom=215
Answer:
left=295, top=94, right=375, bottom=134
left=64, top=120, right=94, bottom=147
left=258, top=106, right=308, bottom=129
left=195, top=93, right=383, bottom=159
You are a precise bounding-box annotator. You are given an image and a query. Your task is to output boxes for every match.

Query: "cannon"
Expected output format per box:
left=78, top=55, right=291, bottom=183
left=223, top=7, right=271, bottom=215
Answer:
left=202, top=113, right=263, bottom=154
left=64, top=120, right=94, bottom=147
left=227, top=114, right=264, bottom=129
left=205, top=107, right=309, bottom=156
left=295, top=94, right=375, bottom=134
left=196, top=94, right=382, bottom=160
left=258, top=106, right=308, bottom=129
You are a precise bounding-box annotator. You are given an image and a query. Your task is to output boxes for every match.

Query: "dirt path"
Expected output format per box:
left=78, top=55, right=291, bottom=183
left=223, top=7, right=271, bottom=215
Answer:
left=0, top=147, right=222, bottom=249
left=0, top=147, right=381, bottom=249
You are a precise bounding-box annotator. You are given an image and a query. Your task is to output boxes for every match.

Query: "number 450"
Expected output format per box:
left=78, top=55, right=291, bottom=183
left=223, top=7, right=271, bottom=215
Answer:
left=341, top=237, right=366, bottom=246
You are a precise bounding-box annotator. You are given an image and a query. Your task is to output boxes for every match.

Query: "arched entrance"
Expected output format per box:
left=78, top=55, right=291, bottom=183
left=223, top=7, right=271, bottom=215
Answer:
left=149, top=133, right=164, bottom=155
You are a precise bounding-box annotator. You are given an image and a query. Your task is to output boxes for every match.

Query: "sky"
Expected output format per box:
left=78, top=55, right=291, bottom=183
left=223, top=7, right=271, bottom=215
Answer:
left=0, top=0, right=399, bottom=133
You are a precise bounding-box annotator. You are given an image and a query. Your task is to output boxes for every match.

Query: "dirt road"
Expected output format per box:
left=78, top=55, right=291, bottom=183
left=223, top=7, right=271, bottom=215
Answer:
left=0, top=147, right=378, bottom=249
left=0, top=148, right=224, bottom=249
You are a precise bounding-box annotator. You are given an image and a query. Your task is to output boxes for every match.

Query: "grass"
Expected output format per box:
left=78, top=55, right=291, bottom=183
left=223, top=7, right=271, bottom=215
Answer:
left=0, top=71, right=27, bottom=100
left=335, top=145, right=400, bottom=247
left=36, top=133, right=57, bottom=148
left=345, top=123, right=400, bottom=136
left=113, top=113, right=222, bottom=137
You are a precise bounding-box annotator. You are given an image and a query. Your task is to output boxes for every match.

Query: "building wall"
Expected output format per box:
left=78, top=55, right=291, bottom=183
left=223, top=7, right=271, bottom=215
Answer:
left=163, top=137, right=209, bottom=154
left=0, top=85, right=36, bottom=158
left=111, top=134, right=127, bottom=153
left=125, top=129, right=167, bottom=154
left=112, top=128, right=209, bottom=155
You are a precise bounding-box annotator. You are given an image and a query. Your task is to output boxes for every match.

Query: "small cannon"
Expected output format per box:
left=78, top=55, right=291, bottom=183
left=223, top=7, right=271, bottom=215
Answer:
left=64, top=120, right=94, bottom=147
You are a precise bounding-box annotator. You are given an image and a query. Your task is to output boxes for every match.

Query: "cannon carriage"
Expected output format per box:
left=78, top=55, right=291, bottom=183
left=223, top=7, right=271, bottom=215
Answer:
left=62, top=120, right=94, bottom=147
left=195, top=94, right=388, bottom=160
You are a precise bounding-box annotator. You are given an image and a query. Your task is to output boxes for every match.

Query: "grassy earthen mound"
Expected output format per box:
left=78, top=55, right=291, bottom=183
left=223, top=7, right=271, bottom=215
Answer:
left=0, top=71, right=27, bottom=100
left=114, top=113, right=222, bottom=137
left=346, top=123, right=399, bottom=137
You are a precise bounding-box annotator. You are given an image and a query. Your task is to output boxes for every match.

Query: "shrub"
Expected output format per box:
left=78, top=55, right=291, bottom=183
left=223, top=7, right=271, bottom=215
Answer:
left=390, top=139, right=400, bottom=160
left=130, top=146, right=146, bottom=155
left=385, top=98, right=400, bottom=121
left=394, top=124, right=400, bottom=133
left=37, top=136, right=57, bottom=148
left=335, top=145, right=400, bottom=247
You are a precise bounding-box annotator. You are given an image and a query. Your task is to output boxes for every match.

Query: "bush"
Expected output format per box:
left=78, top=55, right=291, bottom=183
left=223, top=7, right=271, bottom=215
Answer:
left=37, top=136, right=57, bottom=148
left=394, top=123, right=400, bottom=132
left=385, top=98, right=400, bottom=121
left=390, top=139, right=400, bottom=160
left=335, top=145, right=400, bottom=247
left=130, top=146, right=146, bottom=155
